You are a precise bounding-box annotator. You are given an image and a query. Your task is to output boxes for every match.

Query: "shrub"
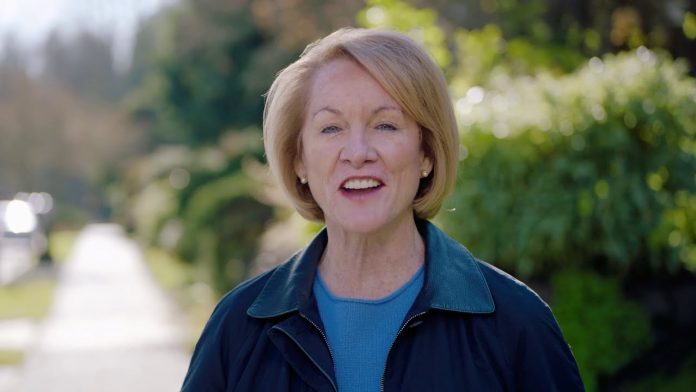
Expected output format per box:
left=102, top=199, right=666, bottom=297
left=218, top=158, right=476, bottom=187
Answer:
left=118, top=131, right=275, bottom=294
left=176, top=172, right=274, bottom=293
left=551, top=270, right=652, bottom=392
left=440, top=49, right=696, bottom=277
left=624, top=353, right=696, bottom=392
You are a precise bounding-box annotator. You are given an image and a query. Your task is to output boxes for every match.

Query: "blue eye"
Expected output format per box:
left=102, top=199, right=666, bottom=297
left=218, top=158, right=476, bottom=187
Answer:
left=321, top=125, right=341, bottom=134
left=376, top=123, right=397, bottom=131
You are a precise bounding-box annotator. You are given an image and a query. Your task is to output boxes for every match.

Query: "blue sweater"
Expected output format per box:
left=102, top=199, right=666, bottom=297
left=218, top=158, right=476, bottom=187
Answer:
left=314, top=266, right=424, bottom=392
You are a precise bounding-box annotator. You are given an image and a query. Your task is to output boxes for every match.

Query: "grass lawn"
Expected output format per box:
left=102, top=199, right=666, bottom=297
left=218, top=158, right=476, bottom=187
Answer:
left=0, top=229, right=76, bottom=320
left=48, top=230, right=79, bottom=263
left=0, top=229, right=76, bottom=367
left=0, top=350, right=24, bottom=366
left=0, top=270, right=57, bottom=368
left=0, top=277, right=56, bottom=320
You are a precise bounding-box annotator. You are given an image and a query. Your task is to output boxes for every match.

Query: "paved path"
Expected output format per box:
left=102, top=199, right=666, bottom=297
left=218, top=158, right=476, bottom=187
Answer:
left=14, top=224, right=190, bottom=392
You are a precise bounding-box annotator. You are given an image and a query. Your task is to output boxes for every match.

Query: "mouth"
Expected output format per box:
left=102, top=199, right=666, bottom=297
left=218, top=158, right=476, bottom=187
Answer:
left=340, top=177, right=384, bottom=194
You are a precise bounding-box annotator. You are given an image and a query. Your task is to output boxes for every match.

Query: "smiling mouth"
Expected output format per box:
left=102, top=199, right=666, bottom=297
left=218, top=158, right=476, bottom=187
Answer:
left=341, top=178, right=383, bottom=193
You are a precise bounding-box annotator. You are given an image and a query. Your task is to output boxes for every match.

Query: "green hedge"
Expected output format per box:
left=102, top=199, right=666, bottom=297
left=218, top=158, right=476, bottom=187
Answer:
left=440, top=49, right=696, bottom=277
left=176, top=172, right=274, bottom=292
left=551, top=270, right=652, bottom=391
left=118, top=131, right=275, bottom=294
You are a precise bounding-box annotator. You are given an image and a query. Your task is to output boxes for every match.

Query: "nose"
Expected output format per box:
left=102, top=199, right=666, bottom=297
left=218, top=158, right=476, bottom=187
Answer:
left=339, top=127, right=377, bottom=167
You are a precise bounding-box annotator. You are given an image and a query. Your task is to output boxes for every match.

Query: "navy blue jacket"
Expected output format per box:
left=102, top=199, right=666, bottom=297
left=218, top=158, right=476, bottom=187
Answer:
left=182, top=220, right=584, bottom=391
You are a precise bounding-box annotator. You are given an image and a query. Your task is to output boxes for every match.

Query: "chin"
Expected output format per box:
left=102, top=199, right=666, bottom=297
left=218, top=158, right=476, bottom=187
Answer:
left=327, top=210, right=409, bottom=235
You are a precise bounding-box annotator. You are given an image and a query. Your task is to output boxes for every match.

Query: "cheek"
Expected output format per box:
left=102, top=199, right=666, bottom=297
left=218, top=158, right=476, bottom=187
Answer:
left=299, top=136, right=319, bottom=168
left=301, top=130, right=322, bottom=156
left=302, top=146, right=327, bottom=174
left=301, top=143, right=335, bottom=192
left=303, top=134, right=340, bottom=168
left=390, top=141, right=425, bottom=172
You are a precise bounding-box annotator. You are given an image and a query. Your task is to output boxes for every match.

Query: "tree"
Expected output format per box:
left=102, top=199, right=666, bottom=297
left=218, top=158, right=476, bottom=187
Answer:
left=129, top=0, right=363, bottom=146
left=0, top=54, right=142, bottom=221
left=41, top=31, right=128, bottom=102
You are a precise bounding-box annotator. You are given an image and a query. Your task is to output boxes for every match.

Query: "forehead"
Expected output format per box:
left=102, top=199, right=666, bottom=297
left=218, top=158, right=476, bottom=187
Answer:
left=307, top=58, right=398, bottom=107
left=311, top=57, right=365, bottom=83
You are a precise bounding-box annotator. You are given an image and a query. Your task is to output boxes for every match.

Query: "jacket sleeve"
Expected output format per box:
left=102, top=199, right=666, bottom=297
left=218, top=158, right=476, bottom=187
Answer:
left=512, top=301, right=585, bottom=391
left=181, top=297, right=232, bottom=392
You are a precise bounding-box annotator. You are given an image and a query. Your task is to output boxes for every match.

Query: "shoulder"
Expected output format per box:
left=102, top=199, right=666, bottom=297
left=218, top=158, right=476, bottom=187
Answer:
left=472, top=258, right=567, bottom=349
left=201, top=237, right=316, bottom=333
left=206, top=264, right=279, bottom=329
left=474, top=260, right=585, bottom=389
left=181, top=263, right=281, bottom=391
left=475, top=259, right=552, bottom=322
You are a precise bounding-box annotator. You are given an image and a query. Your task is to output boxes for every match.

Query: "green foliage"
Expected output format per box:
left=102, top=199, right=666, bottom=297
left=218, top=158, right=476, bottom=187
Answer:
left=357, top=0, right=585, bottom=97
left=684, top=12, right=696, bottom=40
left=144, top=247, right=195, bottom=292
left=129, top=177, right=179, bottom=243
left=42, top=31, right=129, bottom=102
left=440, top=49, right=696, bottom=276
left=448, top=24, right=585, bottom=95
left=130, top=0, right=364, bottom=146
left=357, top=0, right=451, bottom=68
left=176, top=172, right=274, bottom=293
left=625, top=353, right=696, bottom=392
left=130, top=1, right=275, bottom=145
left=117, top=130, right=275, bottom=294
left=551, top=270, right=652, bottom=392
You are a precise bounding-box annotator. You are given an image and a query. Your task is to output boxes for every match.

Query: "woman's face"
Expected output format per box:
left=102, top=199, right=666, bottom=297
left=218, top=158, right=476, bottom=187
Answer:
left=296, top=58, right=432, bottom=234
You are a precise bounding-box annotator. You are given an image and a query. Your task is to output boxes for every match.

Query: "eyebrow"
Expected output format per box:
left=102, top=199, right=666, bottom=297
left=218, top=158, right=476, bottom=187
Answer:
left=311, top=105, right=403, bottom=119
left=373, top=106, right=403, bottom=115
left=311, top=107, right=340, bottom=118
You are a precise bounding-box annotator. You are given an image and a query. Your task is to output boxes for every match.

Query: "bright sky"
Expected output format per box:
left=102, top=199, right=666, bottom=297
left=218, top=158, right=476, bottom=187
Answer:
left=0, top=0, right=176, bottom=70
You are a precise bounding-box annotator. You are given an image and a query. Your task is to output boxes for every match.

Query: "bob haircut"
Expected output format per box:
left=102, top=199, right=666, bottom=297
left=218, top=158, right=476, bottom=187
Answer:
left=263, top=28, right=459, bottom=222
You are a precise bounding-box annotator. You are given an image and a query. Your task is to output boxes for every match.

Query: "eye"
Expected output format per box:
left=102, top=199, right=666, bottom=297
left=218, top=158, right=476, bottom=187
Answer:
left=376, top=122, right=397, bottom=131
left=321, top=125, right=341, bottom=134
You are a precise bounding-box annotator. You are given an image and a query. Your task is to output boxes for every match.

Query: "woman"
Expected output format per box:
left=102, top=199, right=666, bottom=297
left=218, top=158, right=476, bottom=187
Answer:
left=182, top=28, right=584, bottom=391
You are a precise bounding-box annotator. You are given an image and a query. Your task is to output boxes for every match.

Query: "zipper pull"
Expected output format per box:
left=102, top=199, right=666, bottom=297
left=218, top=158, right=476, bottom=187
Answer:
left=408, top=319, right=424, bottom=329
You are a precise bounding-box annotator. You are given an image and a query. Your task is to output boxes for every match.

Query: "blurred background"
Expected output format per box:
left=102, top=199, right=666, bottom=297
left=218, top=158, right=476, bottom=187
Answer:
left=0, top=0, right=695, bottom=390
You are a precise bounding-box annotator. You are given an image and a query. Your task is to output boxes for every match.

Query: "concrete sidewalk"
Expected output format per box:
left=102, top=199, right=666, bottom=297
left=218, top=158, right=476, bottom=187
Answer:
left=15, top=224, right=190, bottom=392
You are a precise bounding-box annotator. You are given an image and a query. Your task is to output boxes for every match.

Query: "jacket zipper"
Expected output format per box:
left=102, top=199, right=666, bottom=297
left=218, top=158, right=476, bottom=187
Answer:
left=301, top=313, right=338, bottom=392
left=380, top=311, right=427, bottom=392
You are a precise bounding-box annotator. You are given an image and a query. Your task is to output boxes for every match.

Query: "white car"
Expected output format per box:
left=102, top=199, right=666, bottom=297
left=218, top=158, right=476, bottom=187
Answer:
left=0, top=196, right=50, bottom=284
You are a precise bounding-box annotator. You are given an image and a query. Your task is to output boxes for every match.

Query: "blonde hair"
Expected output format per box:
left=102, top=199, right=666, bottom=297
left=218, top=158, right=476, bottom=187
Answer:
left=263, top=28, right=459, bottom=221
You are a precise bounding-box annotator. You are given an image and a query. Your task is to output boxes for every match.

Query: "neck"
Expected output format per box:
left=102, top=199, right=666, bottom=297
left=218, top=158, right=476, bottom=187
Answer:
left=319, top=216, right=424, bottom=299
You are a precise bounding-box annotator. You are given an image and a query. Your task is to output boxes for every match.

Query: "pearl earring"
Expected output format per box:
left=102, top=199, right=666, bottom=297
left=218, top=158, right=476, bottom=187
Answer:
left=421, top=170, right=429, bottom=178
left=300, top=176, right=308, bottom=184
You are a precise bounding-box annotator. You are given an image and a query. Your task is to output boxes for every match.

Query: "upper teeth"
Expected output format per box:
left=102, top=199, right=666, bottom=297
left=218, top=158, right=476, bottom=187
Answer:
left=343, top=179, right=381, bottom=190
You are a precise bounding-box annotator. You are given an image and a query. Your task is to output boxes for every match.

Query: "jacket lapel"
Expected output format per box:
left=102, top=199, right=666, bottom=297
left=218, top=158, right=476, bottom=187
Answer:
left=246, top=220, right=494, bottom=318
left=417, top=220, right=495, bottom=314
left=268, top=300, right=337, bottom=391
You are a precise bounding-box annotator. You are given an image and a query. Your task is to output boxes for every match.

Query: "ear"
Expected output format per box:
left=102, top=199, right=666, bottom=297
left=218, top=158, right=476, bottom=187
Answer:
left=418, top=127, right=434, bottom=175
left=294, top=157, right=306, bottom=180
